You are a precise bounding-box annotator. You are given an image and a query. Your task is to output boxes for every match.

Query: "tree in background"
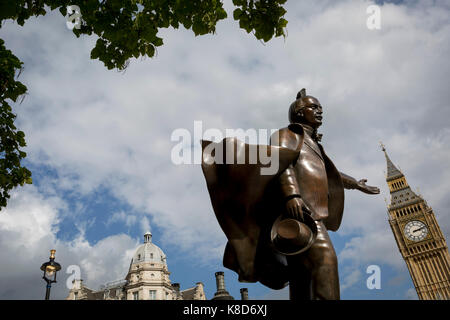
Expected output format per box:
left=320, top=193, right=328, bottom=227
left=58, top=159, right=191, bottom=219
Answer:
left=0, top=0, right=288, bottom=209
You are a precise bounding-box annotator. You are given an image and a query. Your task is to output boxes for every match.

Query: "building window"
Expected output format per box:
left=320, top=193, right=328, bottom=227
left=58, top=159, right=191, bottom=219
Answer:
left=165, top=292, right=169, bottom=300
left=133, top=291, right=139, bottom=300
left=74, top=292, right=78, bottom=300
left=138, top=254, right=141, bottom=260
left=149, top=290, right=156, bottom=300
left=150, top=253, right=154, bottom=259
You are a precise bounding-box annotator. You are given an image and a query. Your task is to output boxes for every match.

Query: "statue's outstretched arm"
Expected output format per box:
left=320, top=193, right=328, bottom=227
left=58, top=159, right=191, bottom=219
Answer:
left=340, top=172, right=380, bottom=195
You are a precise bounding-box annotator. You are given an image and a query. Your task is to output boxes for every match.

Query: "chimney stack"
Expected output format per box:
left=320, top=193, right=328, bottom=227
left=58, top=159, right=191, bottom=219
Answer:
left=215, top=271, right=226, bottom=291
left=240, top=288, right=249, bottom=300
left=172, top=283, right=181, bottom=300
left=212, top=271, right=234, bottom=300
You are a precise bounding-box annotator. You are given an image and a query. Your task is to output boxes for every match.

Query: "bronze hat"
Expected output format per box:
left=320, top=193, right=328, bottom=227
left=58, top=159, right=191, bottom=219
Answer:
left=270, top=213, right=318, bottom=256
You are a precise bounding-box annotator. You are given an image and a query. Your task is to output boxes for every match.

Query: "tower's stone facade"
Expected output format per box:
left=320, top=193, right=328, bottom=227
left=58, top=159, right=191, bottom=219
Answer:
left=382, top=145, right=450, bottom=300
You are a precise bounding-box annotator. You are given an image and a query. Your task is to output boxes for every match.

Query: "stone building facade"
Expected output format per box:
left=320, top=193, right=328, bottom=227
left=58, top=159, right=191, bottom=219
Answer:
left=66, top=232, right=206, bottom=300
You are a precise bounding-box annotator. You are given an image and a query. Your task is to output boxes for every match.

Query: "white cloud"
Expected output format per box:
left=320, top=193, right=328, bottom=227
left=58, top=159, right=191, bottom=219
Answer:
left=340, top=268, right=363, bottom=292
left=106, top=211, right=138, bottom=228
left=0, top=186, right=139, bottom=299
left=140, top=216, right=151, bottom=234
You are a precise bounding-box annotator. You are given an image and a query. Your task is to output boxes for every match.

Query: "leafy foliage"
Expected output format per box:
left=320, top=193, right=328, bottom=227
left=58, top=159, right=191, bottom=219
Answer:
left=67, top=0, right=230, bottom=70
left=0, top=0, right=289, bottom=209
left=1, top=1, right=288, bottom=70
left=0, top=39, right=32, bottom=209
left=232, top=0, right=288, bottom=42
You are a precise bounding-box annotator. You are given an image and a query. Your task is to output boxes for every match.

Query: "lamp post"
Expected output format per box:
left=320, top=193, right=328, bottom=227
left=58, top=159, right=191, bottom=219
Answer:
left=40, top=249, right=61, bottom=300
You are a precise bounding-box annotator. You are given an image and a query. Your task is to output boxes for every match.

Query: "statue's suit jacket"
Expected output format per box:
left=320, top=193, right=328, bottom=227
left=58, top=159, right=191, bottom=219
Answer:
left=201, top=123, right=345, bottom=290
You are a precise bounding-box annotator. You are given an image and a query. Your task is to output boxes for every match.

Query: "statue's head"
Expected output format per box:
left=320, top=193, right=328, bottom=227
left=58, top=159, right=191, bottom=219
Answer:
left=288, top=88, right=323, bottom=129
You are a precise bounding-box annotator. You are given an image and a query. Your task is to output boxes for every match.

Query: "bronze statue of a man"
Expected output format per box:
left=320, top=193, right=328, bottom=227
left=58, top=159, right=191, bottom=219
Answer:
left=201, top=89, right=379, bottom=300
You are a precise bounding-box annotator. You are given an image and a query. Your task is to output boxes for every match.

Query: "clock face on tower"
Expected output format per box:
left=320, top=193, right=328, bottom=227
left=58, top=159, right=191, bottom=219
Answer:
left=404, top=220, right=429, bottom=242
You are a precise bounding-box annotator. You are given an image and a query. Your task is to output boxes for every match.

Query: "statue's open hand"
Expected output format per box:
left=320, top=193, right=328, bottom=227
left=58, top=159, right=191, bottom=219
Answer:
left=357, top=179, right=380, bottom=194
left=285, top=197, right=311, bottom=222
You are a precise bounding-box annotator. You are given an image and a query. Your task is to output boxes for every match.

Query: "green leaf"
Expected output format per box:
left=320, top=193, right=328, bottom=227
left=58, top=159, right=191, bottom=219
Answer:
left=233, top=8, right=243, bottom=20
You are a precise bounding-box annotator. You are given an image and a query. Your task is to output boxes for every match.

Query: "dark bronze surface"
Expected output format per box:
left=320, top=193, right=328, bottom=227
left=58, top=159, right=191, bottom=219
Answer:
left=270, top=214, right=317, bottom=256
left=201, top=88, right=380, bottom=300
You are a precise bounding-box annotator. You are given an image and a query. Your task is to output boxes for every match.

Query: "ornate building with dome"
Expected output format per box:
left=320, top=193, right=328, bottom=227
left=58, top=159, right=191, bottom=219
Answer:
left=66, top=232, right=206, bottom=300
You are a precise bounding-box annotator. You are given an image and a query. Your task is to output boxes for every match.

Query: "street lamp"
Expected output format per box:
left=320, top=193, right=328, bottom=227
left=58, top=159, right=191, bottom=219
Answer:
left=40, top=249, right=61, bottom=300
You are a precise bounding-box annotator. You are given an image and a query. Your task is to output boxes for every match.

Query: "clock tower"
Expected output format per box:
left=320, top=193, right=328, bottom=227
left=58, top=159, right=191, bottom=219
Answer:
left=381, top=144, right=450, bottom=299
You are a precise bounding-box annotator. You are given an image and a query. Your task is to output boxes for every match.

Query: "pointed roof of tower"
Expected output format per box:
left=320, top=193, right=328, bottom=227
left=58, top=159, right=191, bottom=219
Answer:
left=380, top=142, right=423, bottom=209
left=380, top=142, right=403, bottom=181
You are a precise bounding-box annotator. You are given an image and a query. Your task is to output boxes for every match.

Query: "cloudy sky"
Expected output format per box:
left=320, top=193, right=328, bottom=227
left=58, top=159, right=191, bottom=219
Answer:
left=0, top=0, right=449, bottom=300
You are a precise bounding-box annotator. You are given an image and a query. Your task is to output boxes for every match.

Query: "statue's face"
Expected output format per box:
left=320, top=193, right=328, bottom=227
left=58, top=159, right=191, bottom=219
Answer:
left=299, top=96, right=323, bottom=129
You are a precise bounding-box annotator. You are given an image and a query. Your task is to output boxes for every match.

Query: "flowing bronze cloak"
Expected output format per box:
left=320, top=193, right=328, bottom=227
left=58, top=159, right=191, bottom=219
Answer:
left=201, top=124, right=344, bottom=290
